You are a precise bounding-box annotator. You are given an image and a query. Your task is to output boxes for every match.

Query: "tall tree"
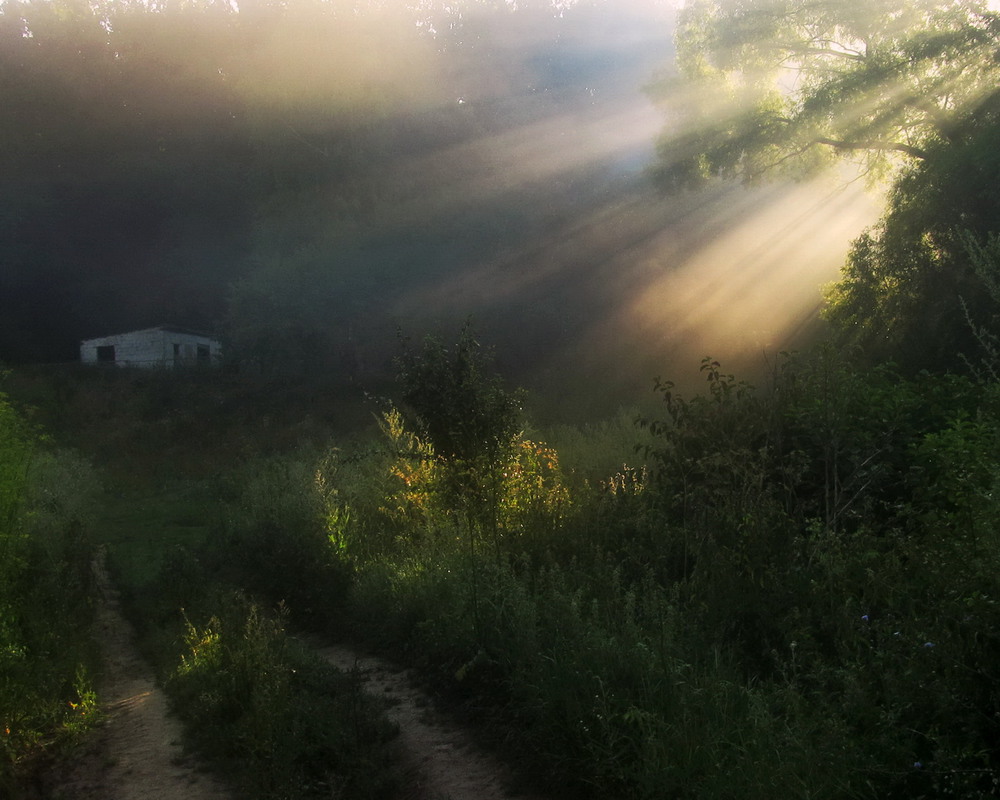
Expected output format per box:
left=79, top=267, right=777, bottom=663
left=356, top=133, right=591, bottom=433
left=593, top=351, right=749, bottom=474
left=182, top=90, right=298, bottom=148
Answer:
left=651, top=0, right=1000, bottom=188
left=653, top=0, right=1000, bottom=372
left=824, top=104, right=1000, bottom=369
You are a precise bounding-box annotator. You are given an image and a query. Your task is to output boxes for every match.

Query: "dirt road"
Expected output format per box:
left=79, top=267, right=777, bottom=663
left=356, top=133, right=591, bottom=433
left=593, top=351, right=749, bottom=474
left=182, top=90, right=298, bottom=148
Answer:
left=44, top=552, right=542, bottom=800
left=318, top=644, right=545, bottom=800
left=43, top=551, right=233, bottom=800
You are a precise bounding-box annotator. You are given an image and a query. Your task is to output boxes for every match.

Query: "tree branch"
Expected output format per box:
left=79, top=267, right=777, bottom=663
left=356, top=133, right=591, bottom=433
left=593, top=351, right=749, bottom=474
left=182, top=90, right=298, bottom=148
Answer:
left=772, top=41, right=866, bottom=62
left=814, top=135, right=928, bottom=159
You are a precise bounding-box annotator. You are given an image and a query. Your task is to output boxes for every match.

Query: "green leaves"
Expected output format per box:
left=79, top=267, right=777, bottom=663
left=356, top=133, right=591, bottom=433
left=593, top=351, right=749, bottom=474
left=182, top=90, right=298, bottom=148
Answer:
left=0, top=394, right=33, bottom=575
left=0, top=393, right=99, bottom=794
left=396, top=325, right=522, bottom=474
left=825, top=117, right=1000, bottom=371
left=658, top=1, right=1000, bottom=373
left=655, top=0, right=1000, bottom=188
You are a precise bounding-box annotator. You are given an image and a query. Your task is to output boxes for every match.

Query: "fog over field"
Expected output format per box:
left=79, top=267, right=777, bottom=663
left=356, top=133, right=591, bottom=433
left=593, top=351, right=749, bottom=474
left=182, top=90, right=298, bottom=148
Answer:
left=0, top=0, right=879, bottom=413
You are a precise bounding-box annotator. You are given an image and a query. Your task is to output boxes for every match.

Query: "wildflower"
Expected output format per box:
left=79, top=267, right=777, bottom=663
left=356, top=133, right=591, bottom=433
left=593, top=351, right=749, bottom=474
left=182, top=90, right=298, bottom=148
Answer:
left=861, top=615, right=869, bottom=622
left=914, top=762, right=923, bottom=769
left=923, top=642, right=934, bottom=648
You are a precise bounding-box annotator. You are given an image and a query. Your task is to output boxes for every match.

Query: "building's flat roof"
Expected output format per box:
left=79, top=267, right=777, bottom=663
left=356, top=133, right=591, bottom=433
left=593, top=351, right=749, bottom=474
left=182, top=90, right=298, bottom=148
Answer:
left=81, top=324, right=220, bottom=344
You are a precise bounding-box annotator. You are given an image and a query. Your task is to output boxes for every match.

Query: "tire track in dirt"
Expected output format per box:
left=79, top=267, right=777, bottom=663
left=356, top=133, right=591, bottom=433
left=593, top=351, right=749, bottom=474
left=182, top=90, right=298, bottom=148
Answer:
left=46, top=548, right=544, bottom=800
left=317, top=644, right=545, bottom=800
left=45, top=549, right=233, bottom=800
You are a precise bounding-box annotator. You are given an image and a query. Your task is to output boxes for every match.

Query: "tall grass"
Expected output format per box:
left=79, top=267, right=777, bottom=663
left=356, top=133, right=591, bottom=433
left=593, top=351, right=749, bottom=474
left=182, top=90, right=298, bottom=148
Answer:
left=168, top=592, right=398, bottom=800
left=0, top=393, right=100, bottom=797
left=95, top=469, right=398, bottom=800
left=318, top=349, right=1000, bottom=798
left=11, top=346, right=1000, bottom=799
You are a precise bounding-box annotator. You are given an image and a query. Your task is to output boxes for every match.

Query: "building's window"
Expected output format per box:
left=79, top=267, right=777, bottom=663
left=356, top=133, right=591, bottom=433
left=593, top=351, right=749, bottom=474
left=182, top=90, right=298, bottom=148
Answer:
left=96, top=345, right=115, bottom=363
left=197, top=344, right=210, bottom=363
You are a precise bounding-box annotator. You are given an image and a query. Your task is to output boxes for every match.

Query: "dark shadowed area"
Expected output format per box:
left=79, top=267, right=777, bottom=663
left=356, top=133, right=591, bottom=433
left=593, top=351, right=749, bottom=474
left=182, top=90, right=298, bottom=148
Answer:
left=0, top=0, right=878, bottom=417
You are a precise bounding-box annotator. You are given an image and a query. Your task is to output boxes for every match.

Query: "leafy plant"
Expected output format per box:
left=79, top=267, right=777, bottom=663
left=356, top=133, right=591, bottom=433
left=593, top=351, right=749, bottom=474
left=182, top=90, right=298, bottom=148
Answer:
left=169, top=593, right=397, bottom=800
left=0, top=392, right=99, bottom=796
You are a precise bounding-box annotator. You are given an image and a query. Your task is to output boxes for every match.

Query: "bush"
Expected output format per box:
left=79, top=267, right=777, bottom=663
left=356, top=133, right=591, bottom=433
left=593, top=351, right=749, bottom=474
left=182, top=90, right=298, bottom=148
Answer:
left=168, top=592, right=397, bottom=800
left=0, top=394, right=99, bottom=796
left=223, top=452, right=354, bottom=629
left=337, top=350, right=1000, bottom=798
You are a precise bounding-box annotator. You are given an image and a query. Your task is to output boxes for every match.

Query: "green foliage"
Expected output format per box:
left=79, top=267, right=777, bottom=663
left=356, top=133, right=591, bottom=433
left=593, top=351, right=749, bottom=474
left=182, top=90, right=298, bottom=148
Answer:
left=390, top=325, right=532, bottom=644
left=662, top=2, right=1000, bottom=372
left=168, top=593, right=397, bottom=800
left=542, top=407, right=653, bottom=490
left=222, top=452, right=354, bottom=629
left=653, top=0, right=1000, bottom=189
left=338, top=349, right=1000, bottom=798
left=373, top=405, right=570, bottom=552
left=93, top=470, right=397, bottom=800
left=396, top=325, right=522, bottom=480
left=15, top=342, right=1000, bottom=799
left=960, top=231, right=1000, bottom=378
left=638, top=357, right=767, bottom=528
left=0, top=395, right=33, bottom=582
left=0, top=392, right=99, bottom=796
left=825, top=117, right=1000, bottom=371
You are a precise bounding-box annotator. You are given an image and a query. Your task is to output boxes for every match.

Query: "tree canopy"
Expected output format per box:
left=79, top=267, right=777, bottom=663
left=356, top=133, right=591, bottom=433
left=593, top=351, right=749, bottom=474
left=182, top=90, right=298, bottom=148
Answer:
left=652, top=0, right=1000, bottom=373
left=823, top=106, right=1000, bottom=369
left=652, top=0, right=1000, bottom=188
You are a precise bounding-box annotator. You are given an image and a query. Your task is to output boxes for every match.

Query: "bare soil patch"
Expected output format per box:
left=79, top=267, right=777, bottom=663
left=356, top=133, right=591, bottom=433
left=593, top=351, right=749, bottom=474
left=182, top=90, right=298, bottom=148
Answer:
left=318, top=644, right=546, bottom=800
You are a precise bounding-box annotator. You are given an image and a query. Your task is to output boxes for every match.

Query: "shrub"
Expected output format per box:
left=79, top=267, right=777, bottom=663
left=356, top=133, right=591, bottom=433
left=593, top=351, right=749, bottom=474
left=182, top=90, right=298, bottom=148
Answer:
left=223, top=452, right=353, bottom=629
left=168, top=593, right=398, bottom=800
left=0, top=393, right=99, bottom=796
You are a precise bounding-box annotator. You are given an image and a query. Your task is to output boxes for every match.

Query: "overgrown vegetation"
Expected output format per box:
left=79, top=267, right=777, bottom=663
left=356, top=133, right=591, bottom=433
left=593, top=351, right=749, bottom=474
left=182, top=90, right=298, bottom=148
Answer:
left=168, top=592, right=397, bottom=800
left=9, top=315, right=1000, bottom=799
left=0, top=387, right=100, bottom=797
left=89, top=456, right=396, bottom=800
left=0, top=364, right=398, bottom=799
left=312, top=339, right=1000, bottom=798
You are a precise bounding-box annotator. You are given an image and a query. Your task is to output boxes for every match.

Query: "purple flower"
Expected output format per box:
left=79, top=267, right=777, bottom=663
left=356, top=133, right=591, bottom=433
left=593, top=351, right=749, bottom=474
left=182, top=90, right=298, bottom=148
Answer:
left=914, top=762, right=923, bottom=769
left=861, top=615, right=869, bottom=622
left=923, top=642, right=935, bottom=648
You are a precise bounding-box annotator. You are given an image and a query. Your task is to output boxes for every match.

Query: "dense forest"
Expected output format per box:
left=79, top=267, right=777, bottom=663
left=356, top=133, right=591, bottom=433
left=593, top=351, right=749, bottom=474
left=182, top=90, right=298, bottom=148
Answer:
left=5, top=0, right=1000, bottom=798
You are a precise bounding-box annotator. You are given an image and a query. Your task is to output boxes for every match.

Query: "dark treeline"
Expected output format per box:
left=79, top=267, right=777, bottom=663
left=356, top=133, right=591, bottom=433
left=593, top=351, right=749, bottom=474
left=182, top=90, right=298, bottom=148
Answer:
left=1, top=0, right=679, bottom=406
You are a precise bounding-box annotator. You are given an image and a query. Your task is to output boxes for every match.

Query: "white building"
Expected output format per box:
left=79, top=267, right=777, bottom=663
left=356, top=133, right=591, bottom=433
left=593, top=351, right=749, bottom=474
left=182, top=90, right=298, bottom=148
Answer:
left=80, top=325, right=222, bottom=368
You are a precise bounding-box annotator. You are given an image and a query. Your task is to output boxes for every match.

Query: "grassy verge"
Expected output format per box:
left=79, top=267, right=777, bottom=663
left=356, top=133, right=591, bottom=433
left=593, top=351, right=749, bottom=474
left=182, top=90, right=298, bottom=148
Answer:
left=95, top=476, right=397, bottom=800
left=0, top=393, right=101, bottom=798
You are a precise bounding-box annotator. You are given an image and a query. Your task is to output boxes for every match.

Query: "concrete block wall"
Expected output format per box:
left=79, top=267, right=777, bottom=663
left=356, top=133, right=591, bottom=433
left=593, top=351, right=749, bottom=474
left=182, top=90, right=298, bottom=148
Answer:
left=80, top=327, right=221, bottom=368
